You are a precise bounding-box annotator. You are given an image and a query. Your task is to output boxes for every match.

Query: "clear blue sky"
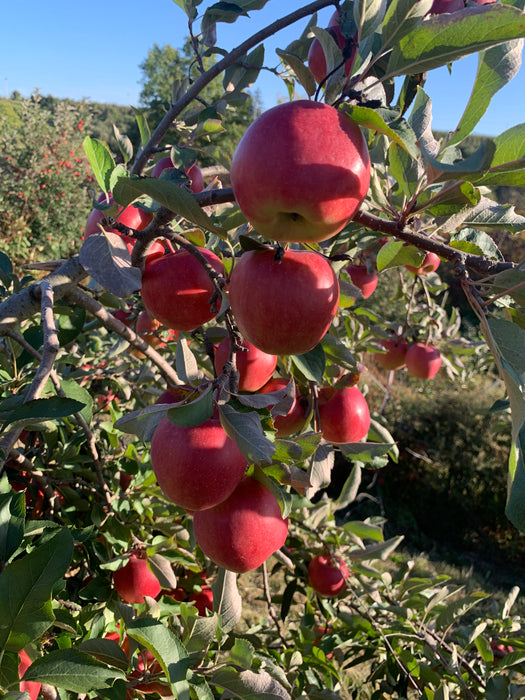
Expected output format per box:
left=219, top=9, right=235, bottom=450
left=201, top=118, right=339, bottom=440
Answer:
left=2, top=0, right=524, bottom=137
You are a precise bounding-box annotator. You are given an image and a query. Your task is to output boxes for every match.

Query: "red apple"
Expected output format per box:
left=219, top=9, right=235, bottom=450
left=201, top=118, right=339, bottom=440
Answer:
left=18, top=649, right=41, bottom=700
left=113, top=553, right=162, bottom=604
left=375, top=338, right=408, bottom=371
left=308, top=554, right=349, bottom=597
left=259, top=377, right=308, bottom=437
left=230, top=100, right=370, bottom=243
left=228, top=248, right=340, bottom=356
left=405, top=343, right=442, bottom=379
left=151, top=156, right=205, bottom=193
left=428, top=0, right=464, bottom=12
left=150, top=415, right=247, bottom=511
left=141, top=248, right=225, bottom=331
left=308, top=10, right=357, bottom=85
left=318, top=385, right=371, bottom=444
left=193, top=475, right=288, bottom=573
left=405, top=251, right=441, bottom=275
left=214, top=338, right=278, bottom=392
left=188, top=586, right=214, bottom=615
left=346, top=263, right=378, bottom=299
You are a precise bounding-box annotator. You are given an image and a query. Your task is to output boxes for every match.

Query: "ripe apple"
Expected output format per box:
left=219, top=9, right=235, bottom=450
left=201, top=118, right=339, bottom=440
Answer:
left=188, top=586, right=214, bottom=615
left=318, top=385, right=371, bottom=444
left=151, top=156, right=205, bottom=193
left=259, top=377, right=308, bottom=437
left=428, top=0, right=464, bottom=12
left=346, top=263, right=378, bottom=299
left=150, top=415, right=247, bottom=511
left=113, top=553, right=162, bottom=604
left=375, top=338, right=408, bottom=371
left=308, top=10, right=357, bottom=84
left=141, top=248, right=225, bottom=331
left=405, top=251, right=441, bottom=275
left=228, top=248, right=340, bottom=356
left=308, top=554, right=349, bottom=597
left=214, top=338, right=278, bottom=392
left=193, top=475, right=289, bottom=573
left=230, top=100, right=370, bottom=243
left=405, top=343, right=442, bottom=379
left=18, top=649, right=41, bottom=700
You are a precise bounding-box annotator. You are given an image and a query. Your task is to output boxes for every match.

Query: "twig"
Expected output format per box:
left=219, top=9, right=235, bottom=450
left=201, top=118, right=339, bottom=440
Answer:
left=261, top=560, right=288, bottom=648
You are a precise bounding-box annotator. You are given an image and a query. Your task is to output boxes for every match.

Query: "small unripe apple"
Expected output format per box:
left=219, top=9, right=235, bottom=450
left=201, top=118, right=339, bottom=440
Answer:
left=405, top=343, right=442, bottom=379
left=375, top=338, right=408, bottom=371
left=405, top=252, right=441, bottom=275
left=150, top=416, right=247, bottom=511
left=308, top=10, right=357, bottom=85
left=318, top=385, right=371, bottom=444
left=214, top=338, right=278, bottom=392
left=228, top=248, right=340, bottom=356
left=259, top=377, right=308, bottom=437
left=193, top=475, right=288, bottom=573
left=18, top=649, right=41, bottom=700
left=230, top=100, right=370, bottom=243
left=113, top=553, right=162, bottom=604
left=141, top=248, right=225, bottom=331
left=346, top=263, right=378, bottom=299
left=308, top=554, right=349, bottom=597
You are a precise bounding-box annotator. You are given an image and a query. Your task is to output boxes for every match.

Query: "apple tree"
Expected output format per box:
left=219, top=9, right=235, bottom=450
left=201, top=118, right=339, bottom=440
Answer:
left=2, top=0, right=525, bottom=697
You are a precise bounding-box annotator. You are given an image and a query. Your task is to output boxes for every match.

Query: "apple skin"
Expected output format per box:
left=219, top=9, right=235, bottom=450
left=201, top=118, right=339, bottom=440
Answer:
left=259, top=377, right=308, bottom=437
left=308, top=554, right=349, bottom=597
left=193, top=475, right=289, bottom=573
left=230, top=100, right=370, bottom=243
left=347, top=263, right=378, bottom=299
left=228, top=248, right=340, bottom=356
left=375, top=338, right=408, bottom=371
left=318, top=385, right=371, bottom=444
left=18, top=649, right=41, bottom=700
left=308, top=10, right=357, bottom=85
left=151, top=156, right=205, bottom=193
left=405, top=343, right=442, bottom=379
left=113, top=554, right=162, bottom=604
left=141, top=248, right=225, bottom=331
left=405, top=251, right=441, bottom=275
left=188, top=586, right=214, bottom=615
left=428, top=0, right=464, bottom=12
left=214, top=338, right=278, bottom=392
left=150, top=416, right=247, bottom=511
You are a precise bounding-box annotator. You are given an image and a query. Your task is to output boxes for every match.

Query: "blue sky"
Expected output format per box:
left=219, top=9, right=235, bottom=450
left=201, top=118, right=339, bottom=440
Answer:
left=2, top=0, right=524, bottom=137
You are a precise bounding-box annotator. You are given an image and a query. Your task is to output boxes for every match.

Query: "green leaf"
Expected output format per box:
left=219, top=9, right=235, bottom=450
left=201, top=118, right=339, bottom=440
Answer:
left=491, top=268, right=525, bottom=306
left=175, top=338, right=200, bottom=384
left=354, top=0, right=387, bottom=42
left=334, top=463, right=362, bottom=510
left=387, top=4, right=525, bottom=77
left=344, top=520, right=384, bottom=542
left=381, top=0, right=432, bottom=50
left=127, top=618, right=191, bottom=698
left=166, top=387, right=215, bottom=428
left=82, top=136, right=116, bottom=193
left=439, top=197, right=525, bottom=234
left=422, top=140, right=496, bottom=183
left=0, top=397, right=87, bottom=430
left=340, top=104, right=420, bottom=158
left=113, top=176, right=225, bottom=237
left=291, top=344, right=326, bottom=383
left=133, top=108, right=151, bottom=149
left=475, top=122, right=525, bottom=186
left=305, top=443, right=335, bottom=498
left=276, top=49, right=316, bottom=98
left=449, top=39, right=523, bottom=147
left=347, top=535, right=403, bottom=561
left=339, top=441, right=395, bottom=461
left=435, top=592, right=488, bottom=630
left=0, top=528, right=74, bottom=651
left=113, top=125, right=134, bottom=165
left=376, top=239, right=424, bottom=272
left=76, top=638, right=129, bottom=671
left=210, top=666, right=291, bottom=700
left=223, top=44, right=265, bottom=95
left=0, top=491, right=25, bottom=563
left=212, top=568, right=242, bottom=633
left=20, top=648, right=126, bottom=693
left=218, top=403, right=275, bottom=465
left=58, top=378, right=93, bottom=426
left=449, top=228, right=502, bottom=260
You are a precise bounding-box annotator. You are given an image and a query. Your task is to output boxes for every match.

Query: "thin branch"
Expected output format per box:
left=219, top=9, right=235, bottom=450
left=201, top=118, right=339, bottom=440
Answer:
left=131, top=0, right=336, bottom=175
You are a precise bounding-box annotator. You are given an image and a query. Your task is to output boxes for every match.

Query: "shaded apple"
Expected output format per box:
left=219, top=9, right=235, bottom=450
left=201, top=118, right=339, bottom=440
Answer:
left=141, top=248, right=225, bottom=331
left=405, top=251, right=441, bottom=275
left=230, top=100, right=370, bottom=243
left=259, top=377, right=308, bottom=437
left=193, top=475, right=288, bottom=573
left=214, top=337, right=278, bottom=392
left=375, top=338, right=408, bottom=371
left=113, top=553, right=162, bottom=604
left=307, top=10, right=357, bottom=85
left=318, top=385, right=371, bottom=444
left=346, top=263, right=378, bottom=299
left=308, top=554, right=349, bottom=597
left=18, top=649, right=41, bottom=700
left=228, top=248, right=340, bottom=356
left=150, top=415, right=247, bottom=511
left=405, top=343, right=442, bottom=379
left=151, top=155, right=205, bottom=193
left=188, top=586, right=214, bottom=615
